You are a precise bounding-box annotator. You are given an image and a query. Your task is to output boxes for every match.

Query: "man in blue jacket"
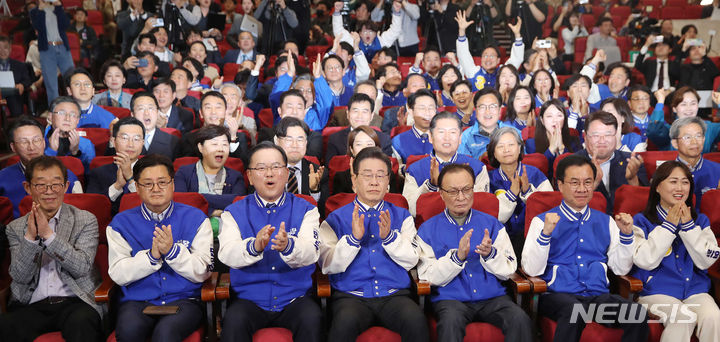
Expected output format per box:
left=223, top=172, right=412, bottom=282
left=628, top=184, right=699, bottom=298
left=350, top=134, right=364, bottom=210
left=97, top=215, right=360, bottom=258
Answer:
left=43, top=96, right=95, bottom=171
left=522, top=155, right=648, bottom=341
left=458, top=88, right=519, bottom=159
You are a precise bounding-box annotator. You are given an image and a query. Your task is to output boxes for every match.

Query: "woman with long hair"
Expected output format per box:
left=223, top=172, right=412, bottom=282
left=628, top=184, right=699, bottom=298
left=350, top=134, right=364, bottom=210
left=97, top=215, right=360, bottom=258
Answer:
left=495, top=64, right=520, bottom=105
left=631, top=161, right=720, bottom=342
left=436, top=64, right=463, bottom=107
left=526, top=99, right=582, bottom=162
left=530, top=69, right=555, bottom=108
left=502, top=85, right=536, bottom=131
left=600, top=97, right=646, bottom=152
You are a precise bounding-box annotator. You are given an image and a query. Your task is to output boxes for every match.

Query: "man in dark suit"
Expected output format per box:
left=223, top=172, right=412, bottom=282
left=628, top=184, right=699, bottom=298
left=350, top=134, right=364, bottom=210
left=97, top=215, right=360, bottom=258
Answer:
left=116, top=0, right=151, bottom=59
left=177, top=91, right=248, bottom=163
left=257, top=89, right=323, bottom=160
left=130, top=91, right=178, bottom=160
left=87, top=116, right=145, bottom=214
left=125, top=51, right=158, bottom=91
left=634, top=35, right=681, bottom=92
left=326, top=93, right=392, bottom=163
left=575, top=112, right=648, bottom=213
left=153, top=78, right=194, bottom=133
left=274, top=117, right=328, bottom=212
left=0, top=36, right=31, bottom=117
left=223, top=31, right=257, bottom=65
left=170, top=66, right=201, bottom=115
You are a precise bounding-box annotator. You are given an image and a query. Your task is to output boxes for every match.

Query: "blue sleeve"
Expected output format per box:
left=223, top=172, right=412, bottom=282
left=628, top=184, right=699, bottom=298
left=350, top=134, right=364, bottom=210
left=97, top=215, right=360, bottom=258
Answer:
left=457, top=131, right=474, bottom=158
left=391, top=136, right=404, bottom=160
left=649, top=103, right=665, bottom=122
left=270, top=74, right=293, bottom=121
left=66, top=171, right=78, bottom=194
left=647, top=121, right=672, bottom=151
left=203, top=194, right=239, bottom=213
left=173, top=168, right=191, bottom=193
left=79, top=138, right=95, bottom=171
left=525, top=138, right=536, bottom=154
left=704, top=121, right=720, bottom=153
left=246, top=74, right=259, bottom=101
left=381, top=109, right=398, bottom=136
left=312, top=77, right=335, bottom=129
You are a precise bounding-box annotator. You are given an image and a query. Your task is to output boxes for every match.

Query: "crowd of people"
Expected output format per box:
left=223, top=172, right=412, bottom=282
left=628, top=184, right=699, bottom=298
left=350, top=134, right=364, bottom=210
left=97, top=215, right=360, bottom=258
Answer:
left=2, top=0, right=720, bottom=341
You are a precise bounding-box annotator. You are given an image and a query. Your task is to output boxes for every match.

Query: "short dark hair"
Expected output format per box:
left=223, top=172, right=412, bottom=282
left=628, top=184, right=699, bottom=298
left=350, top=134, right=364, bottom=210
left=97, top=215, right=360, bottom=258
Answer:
left=375, top=63, right=399, bottom=79
left=64, top=67, right=93, bottom=90
left=348, top=93, right=375, bottom=113
left=248, top=141, right=288, bottom=166
left=450, top=80, right=472, bottom=95
left=681, top=24, right=697, bottom=36
left=605, top=62, right=631, bottom=81
left=182, top=56, right=204, bottom=81
left=194, top=125, right=231, bottom=154
left=133, top=154, right=175, bottom=181
left=275, top=117, right=310, bottom=138
left=25, top=156, right=68, bottom=183
left=75, top=7, right=87, bottom=15
left=7, top=116, right=43, bottom=142
left=352, top=146, right=392, bottom=176
left=473, top=87, right=502, bottom=107
left=280, top=89, right=307, bottom=107
left=561, top=74, right=591, bottom=91
left=152, top=78, right=176, bottom=92
left=628, top=84, right=651, bottom=100
left=138, top=32, right=157, bottom=46
left=100, top=59, right=127, bottom=85
left=234, top=69, right=252, bottom=86
left=112, top=116, right=146, bottom=138
left=437, top=163, right=475, bottom=189
left=130, top=91, right=160, bottom=112
left=376, top=47, right=397, bottom=61
left=322, top=54, right=345, bottom=70
left=137, top=50, right=159, bottom=67
left=0, top=35, right=10, bottom=44
left=49, top=96, right=81, bottom=116
left=407, top=88, right=436, bottom=110
left=430, top=111, right=462, bottom=132
left=597, top=17, right=613, bottom=27
left=585, top=111, right=618, bottom=131
left=201, top=91, right=227, bottom=109
left=172, top=66, right=194, bottom=83
left=555, top=155, right=597, bottom=184
left=339, top=42, right=354, bottom=56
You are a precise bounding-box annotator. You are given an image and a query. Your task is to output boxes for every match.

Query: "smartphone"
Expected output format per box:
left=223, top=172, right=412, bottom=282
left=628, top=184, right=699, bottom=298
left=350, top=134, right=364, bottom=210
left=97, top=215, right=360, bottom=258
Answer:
left=579, top=0, right=588, bottom=4
left=688, top=38, right=703, bottom=47
left=137, top=58, right=149, bottom=68
left=153, top=18, right=164, bottom=27
left=536, top=39, right=552, bottom=49
left=654, top=36, right=664, bottom=44
left=645, top=5, right=653, bottom=12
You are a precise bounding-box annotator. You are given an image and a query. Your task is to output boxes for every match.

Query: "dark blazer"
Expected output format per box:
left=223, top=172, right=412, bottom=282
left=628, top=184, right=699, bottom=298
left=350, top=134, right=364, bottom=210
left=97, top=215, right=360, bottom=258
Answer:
left=633, top=53, right=681, bottom=90
left=116, top=10, right=151, bottom=58
left=325, top=127, right=393, bottom=164
left=299, top=158, right=329, bottom=214
left=3, top=59, right=32, bottom=116
left=257, top=128, right=323, bottom=161
left=223, top=49, right=256, bottom=65
left=575, top=149, right=648, bottom=214
left=166, top=105, right=195, bottom=134
left=174, top=163, right=246, bottom=213
left=125, top=69, right=153, bottom=91
left=86, top=163, right=124, bottom=214
left=29, top=5, right=70, bottom=51
left=178, top=129, right=249, bottom=164
left=179, top=96, right=201, bottom=117
left=144, top=129, right=179, bottom=160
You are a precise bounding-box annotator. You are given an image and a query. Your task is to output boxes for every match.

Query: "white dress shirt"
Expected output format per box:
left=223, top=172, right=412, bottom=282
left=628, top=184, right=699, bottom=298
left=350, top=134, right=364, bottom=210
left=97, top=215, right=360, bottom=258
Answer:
left=29, top=207, right=76, bottom=303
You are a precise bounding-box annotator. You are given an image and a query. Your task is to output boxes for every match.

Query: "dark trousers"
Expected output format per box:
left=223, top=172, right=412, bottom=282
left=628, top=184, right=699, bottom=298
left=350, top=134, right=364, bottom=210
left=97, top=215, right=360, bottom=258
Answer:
left=1, top=89, right=24, bottom=116
left=219, top=296, right=322, bottom=342
left=433, top=296, right=534, bottom=342
left=0, top=297, right=102, bottom=342
left=115, top=298, right=203, bottom=342
left=398, top=44, right=419, bottom=57
left=539, top=292, right=649, bottom=342
left=328, top=290, right=429, bottom=342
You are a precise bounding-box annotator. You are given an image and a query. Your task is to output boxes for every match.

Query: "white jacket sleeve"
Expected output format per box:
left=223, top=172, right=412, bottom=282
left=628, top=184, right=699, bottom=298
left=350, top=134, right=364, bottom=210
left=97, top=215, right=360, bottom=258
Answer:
left=415, top=235, right=464, bottom=286
left=403, top=173, right=434, bottom=217
left=279, top=208, right=321, bottom=268
left=679, top=221, right=720, bottom=270
left=179, top=5, right=202, bottom=26
left=456, top=37, right=480, bottom=79
left=506, top=38, right=525, bottom=69
left=353, top=51, right=371, bottom=82
left=520, top=179, right=553, bottom=203
left=164, top=219, right=213, bottom=283
left=479, top=227, right=518, bottom=280
left=377, top=12, right=402, bottom=48
left=495, top=189, right=519, bottom=224
left=318, top=220, right=362, bottom=274
left=332, top=13, right=353, bottom=44
left=607, top=218, right=635, bottom=276
left=473, top=166, right=490, bottom=193
left=107, top=226, right=162, bottom=286
left=382, top=216, right=420, bottom=270
left=217, top=211, right=264, bottom=268
left=521, top=216, right=551, bottom=276
left=580, top=63, right=602, bottom=104
left=632, top=223, right=675, bottom=271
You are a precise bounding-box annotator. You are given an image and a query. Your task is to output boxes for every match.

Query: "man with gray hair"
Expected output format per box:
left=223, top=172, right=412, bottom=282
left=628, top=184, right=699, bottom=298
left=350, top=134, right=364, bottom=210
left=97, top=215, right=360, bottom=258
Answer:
left=670, top=116, right=720, bottom=208
left=404, top=111, right=489, bottom=216
left=43, top=96, right=96, bottom=170
left=220, top=83, right=257, bottom=145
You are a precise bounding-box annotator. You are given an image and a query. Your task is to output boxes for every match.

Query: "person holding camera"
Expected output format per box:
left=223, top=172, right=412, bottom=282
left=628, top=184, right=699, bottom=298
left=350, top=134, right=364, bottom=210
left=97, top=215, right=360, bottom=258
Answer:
left=465, top=0, right=503, bottom=56
left=371, top=0, right=421, bottom=56
left=255, top=0, right=300, bottom=54
left=504, top=0, right=547, bottom=47
left=30, top=0, right=75, bottom=104
left=418, top=0, right=461, bottom=54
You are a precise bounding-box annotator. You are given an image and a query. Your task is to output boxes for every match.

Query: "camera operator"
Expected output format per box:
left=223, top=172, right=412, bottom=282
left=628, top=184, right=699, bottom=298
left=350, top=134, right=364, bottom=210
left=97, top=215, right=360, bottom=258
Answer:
left=418, top=0, right=461, bottom=54
left=679, top=39, right=719, bottom=91
left=371, top=0, right=420, bottom=56
left=504, top=0, right=548, bottom=47
left=255, top=0, right=300, bottom=54
left=465, top=0, right=503, bottom=56
left=635, top=35, right=680, bottom=93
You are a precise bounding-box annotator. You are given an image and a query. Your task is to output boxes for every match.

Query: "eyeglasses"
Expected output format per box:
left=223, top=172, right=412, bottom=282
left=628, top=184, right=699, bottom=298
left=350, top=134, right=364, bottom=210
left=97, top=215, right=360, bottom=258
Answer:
left=630, top=96, right=650, bottom=101
left=677, top=133, right=704, bottom=142
left=587, top=132, right=615, bottom=141
left=248, top=164, right=286, bottom=174
left=564, top=179, right=594, bottom=190
left=357, top=171, right=388, bottom=181
left=136, top=179, right=173, bottom=190
left=117, top=133, right=143, bottom=143
left=14, top=136, right=44, bottom=148
left=71, top=82, right=93, bottom=89
left=53, top=110, right=79, bottom=119
left=440, top=186, right=473, bottom=198
left=476, top=104, right=499, bottom=112
left=325, top=65, right=343, bottom=71
left=31, top=183, right=65, bottom=193
left=279, top=136, right=307, bottom=145
left=482, top=54, right=498, bottom=59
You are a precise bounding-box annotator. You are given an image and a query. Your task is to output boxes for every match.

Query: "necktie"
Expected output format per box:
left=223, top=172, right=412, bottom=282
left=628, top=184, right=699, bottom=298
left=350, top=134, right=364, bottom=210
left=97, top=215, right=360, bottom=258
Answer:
left=265, top=203, right=277, bottom=209
left=575, top=212, right=583, bottom=221
left=657, top=61, right=665, bottom=91
left=420, top=133, right=428, bottom=143
left=144, top=135, right=150, bottom=151
left=287, top=166, right=299, bottom=194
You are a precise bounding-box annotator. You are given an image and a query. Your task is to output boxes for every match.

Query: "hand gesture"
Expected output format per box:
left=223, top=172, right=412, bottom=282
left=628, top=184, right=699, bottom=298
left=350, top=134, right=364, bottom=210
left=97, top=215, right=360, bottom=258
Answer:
left=287, top=52, right=296, bottom=78
left=254, top=224, right=276, bottom=252
left=308, top=164, right=324, bottom=192
left=625, top=152, right=643, bottom=183
left=713, top=92, right=720, bottom=106
left=48, top=127, right=61, bottom=152
left=225, top=111, right=240, bottom=139
left=454, top=10, right=474, bottom=36
left=457, top=229, right=473, bottom=261
left=351, top=204, right=365, bottom=240
left=475, top=229, right=493, bottom=257
left=124, top=56, right=139, bottom=70
left=376, top=76, right=386, bottom=90
left=114, top=151, right=133, bottom=186
left=378, top=210, right=392, bottom=239
left=334, top=1, right=343, bottom=13
left=665, top=203, right=682, bottom=226
left=542, top=212, right=560, bottom=236
left=590, top=153, right=604, bottom=189
left=212, top=76, right=225, bottom=89
left=509, top=168, right=521, bottom=196
left=254, top=54, right=266, bottom=72
left=548, top=125, right=561, bottom=154
left=429, top=157, right=440, bottom=186
left=446, top=52, right=458, bottom=66
left=461, top=110, right=471, bottom=125
left=645, top=35, right=656, bottom=48
left=25, top=203, right=38, bottom=241
left=312, top=53, right=323, bottom=79
left=350, top=32, right=361, bottom=50
left=275, top=0, right=286, bottom=9
left=271, top=222, right=289, bottom=251
left=679, top=204, right=693, bottom=225
left=67, top=129, right=80, bottom=155
left=508, top=17, right=522, bottom=39
left=397, top=106, right=408, bottom=125
left=654, top=88, right=670, bottom=104
left=614, top=213, right=634, bottom=235
left=413, top=52, right=424, bottom=68
left=155, top=225, right=174, bottom=256
left=520, top=165, right=530, bottom=193
left=392, top=0, right=402, bottom=13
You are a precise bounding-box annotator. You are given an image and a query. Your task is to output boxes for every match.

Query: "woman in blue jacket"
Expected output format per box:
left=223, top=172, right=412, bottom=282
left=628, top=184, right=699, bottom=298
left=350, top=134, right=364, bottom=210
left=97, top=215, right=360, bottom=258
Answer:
left=174, top=125, right=246, bottom=216
left=600, top=97, right=646, bottom=152
left=525, top=99, right=582, bottom=178
left=631, top=161, right=720, bottom=342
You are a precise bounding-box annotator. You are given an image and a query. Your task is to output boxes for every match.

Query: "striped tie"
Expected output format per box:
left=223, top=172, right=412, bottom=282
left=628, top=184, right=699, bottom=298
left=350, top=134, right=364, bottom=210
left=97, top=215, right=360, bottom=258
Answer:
left=287, top=166, right=299, bottom=194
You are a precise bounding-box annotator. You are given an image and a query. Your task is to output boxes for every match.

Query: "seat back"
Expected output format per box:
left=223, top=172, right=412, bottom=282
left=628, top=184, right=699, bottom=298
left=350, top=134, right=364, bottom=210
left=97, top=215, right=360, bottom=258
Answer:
left=321, top=126, right=347, bottom=158
left=405, top=154, right=429, bottom=169
left=77, top=127, right=110, bottom=156
left=0, top=197, right=12, bottom=225
left=700, top=189, right=720, bottom=237
left=118, top=192, right=209, bottom=214
left=704, top=152, right=720, bottom=164
left=258, top=108, right=273, bottom=128
left=328, top=155, right=351, bottom=194
left=523, top=153, right=549, bottom=176
left=19, top=193, right=112, bottom=244
left=524, top=191, right=607, bottom=237
left=390, top=125, right=412, bottom=138
left=415, top=192, right=499, bottom=228
left=159, top=127, right=182, bottom=139
left=612, top=185, right=650, bottom=218
left=90, top=156, right=116, bottom=169
left=639, top=151, right=678, bottom=183
left=552, top=152, right=574, bottom=180
left=173, top=156, right=199, bottom=172
left=521, top=126, right=536, bottom=140
left=100, top=105, right=131, bottom=119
